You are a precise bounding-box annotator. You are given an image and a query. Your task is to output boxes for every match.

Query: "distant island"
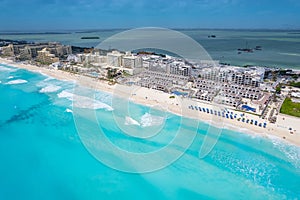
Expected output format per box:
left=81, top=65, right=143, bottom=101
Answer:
left=81, top=36, right=100, bottom=39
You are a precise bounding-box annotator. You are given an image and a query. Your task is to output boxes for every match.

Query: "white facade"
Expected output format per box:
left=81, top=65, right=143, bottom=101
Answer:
left=167, top=62, right=191, bottom=76
left=122, top=55, right=142, bottom=69
left=107, top=51, right=124, bottom=67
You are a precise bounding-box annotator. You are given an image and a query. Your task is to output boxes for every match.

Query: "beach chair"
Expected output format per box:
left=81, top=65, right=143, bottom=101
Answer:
left=263, top=123, right=267, bottom=128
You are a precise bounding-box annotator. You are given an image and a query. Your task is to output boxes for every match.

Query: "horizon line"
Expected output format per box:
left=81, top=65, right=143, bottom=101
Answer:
left=1, top=27, right=300, bottom=33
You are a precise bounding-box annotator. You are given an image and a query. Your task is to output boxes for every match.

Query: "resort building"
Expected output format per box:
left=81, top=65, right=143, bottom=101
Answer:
left=193, top=78, right=264, bottom=108
left=1, top=44, right=21, bottom=57
left=107, top=51, right=124, bottom=67
left=18, top=46, right=33, bottom=60
left=199, top=66, right=265, bottom=87
left=1, top=43, right=72, bottom=61
left=167, top=61, right=191, bottom=76
left=77, top=53, right=107, bottom=65
left=48, top=45, right=72, bottom=57
left=36, top=48, right=59, bottom=64
left=122, top=53, right=142, bottom=69
left=136, top=71, right=189, bottom=92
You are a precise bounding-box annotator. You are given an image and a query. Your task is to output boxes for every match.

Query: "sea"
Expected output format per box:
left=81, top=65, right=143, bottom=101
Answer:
left=1, top=63, right=300, bottom=199
left=1, top=29, right=300, bottom=69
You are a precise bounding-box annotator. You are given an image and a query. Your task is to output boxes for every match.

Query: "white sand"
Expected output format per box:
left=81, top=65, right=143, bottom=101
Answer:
left=1, top=58, right=300, bottom=146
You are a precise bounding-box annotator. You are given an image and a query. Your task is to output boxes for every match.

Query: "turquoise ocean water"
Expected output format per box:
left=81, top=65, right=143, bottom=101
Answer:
left=0, top=64, right=300, bottom=199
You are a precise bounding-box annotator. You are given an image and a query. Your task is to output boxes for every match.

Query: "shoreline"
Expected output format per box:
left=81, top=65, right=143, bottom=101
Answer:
left=1, top=57, right=300, bottom=147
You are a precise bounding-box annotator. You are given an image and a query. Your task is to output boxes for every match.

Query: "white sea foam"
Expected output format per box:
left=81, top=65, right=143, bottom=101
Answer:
left=7, top=76, right=14, bottom=79
left=73, top=96, right=113, bottom=111
left=0, top=66, right=17, bottom=72
left=57, top=90, right=74, bottom=99
left=95, top=92, right=112, bottom=104
left=57, top=90, right=113, bottom=111
left=5, top=79, right=28, bottom=85
left=269, top=135, right=300, bottom=168
left=279, top=52, right=300, bottom=57
left=140, top=113, right=164, bottom=127
left=36, top=79, right=56, bottom=88
left=125, top=116, right=140, bottom=126
left=39, top=85, right=61, bottom=93
left=65, top=108, right=73, bottom=113
left=39, top=72, right=55, bottom=80
left=44, top=77, right=55, bottom=81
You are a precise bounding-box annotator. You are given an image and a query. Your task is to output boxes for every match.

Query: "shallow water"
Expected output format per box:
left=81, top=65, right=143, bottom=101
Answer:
left=0, top=64, right=300, bottom=199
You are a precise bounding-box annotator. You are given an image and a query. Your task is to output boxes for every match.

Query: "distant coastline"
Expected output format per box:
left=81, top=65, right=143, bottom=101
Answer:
left=1, top=28, right=300, bottom=33
left=1, top=29, right=299, bottom=69
left=81, top=36, right=100, bottom=39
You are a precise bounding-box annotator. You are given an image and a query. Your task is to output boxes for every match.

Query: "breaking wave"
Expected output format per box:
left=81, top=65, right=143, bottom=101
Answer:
left=39, top=85, right=61, bottom=93
left=57, top=90, right=74, bottom=99
left=124, top=116, right=140, bottom=126
left=57, top=90, right=113, bottom=111
left=44, top=77, right=55, bottom=82
left=5, top=79, right=28, bottom=85
left=65, top=108, right=73, bottom=113
left=140, top=113, right=164, bottom=127
left=269, top=135, right=300, bottom=168
left=0, top=66, right=17, bottom=72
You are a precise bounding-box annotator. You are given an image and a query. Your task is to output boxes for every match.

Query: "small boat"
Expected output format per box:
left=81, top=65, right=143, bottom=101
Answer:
left=255, top=46, right=262, bottom=50
left=237, top=42, right=253, bottom=53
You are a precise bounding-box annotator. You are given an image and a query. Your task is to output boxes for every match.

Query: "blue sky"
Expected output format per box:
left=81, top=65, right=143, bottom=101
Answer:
left=0, top=0, right=299, bottom=31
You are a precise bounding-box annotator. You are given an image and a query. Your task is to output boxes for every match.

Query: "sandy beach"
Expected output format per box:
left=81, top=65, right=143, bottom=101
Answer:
left=1, top=57, right=300, bottom=146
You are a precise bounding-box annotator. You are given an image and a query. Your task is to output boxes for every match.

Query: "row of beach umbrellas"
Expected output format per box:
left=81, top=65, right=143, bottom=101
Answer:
left=188, top=105, right=267, bottom=128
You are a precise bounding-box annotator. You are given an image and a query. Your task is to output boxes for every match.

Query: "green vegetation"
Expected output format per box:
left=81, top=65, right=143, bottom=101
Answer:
left=107, top=68, right=117, bottom=79
left=292, top=74, right=299, bottom=80
left=122, top=71, right=131, bottom=77
left=275, top=85, right=281, bottom=94
left=169, top=95, right=175, bottom=98
left=280, top=97, right=300, bottom=117
left=288, top=81, right=300, bottom=88
left=38, top=61, right=52, bottom=66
